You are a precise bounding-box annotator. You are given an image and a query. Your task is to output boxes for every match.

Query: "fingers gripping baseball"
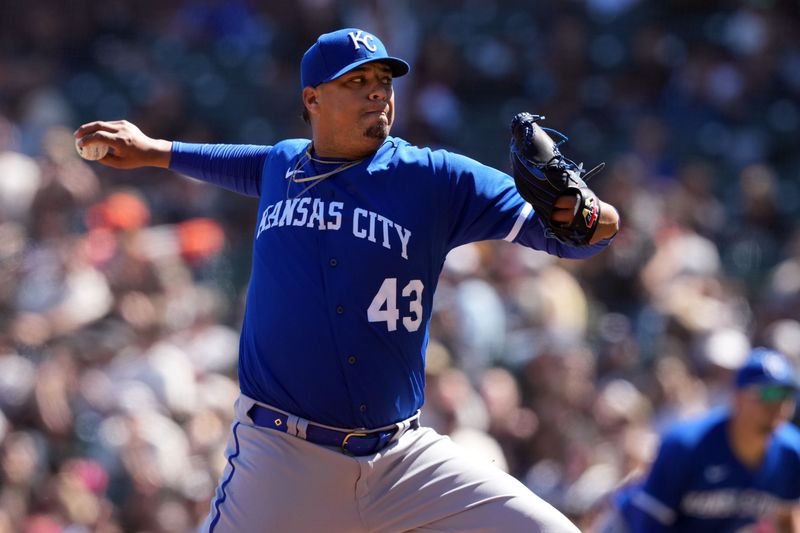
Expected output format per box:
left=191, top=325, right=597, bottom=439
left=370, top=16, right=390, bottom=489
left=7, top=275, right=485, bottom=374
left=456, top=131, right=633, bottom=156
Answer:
left=74, top=120, right=172, bottom=169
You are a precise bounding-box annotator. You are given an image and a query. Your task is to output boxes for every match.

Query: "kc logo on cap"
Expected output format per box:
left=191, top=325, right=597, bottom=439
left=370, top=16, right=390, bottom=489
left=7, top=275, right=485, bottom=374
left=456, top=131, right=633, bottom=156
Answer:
left=348, top=30, right=378, bottom=52
left=301, top=28, right=410, bottom=89
left=735, top=347, right=799, bottom=389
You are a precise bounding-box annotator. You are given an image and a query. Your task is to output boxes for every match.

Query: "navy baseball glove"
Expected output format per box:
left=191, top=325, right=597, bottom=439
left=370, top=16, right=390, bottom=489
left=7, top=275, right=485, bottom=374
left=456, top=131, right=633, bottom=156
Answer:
left=509, top=112, right=605, bottom=246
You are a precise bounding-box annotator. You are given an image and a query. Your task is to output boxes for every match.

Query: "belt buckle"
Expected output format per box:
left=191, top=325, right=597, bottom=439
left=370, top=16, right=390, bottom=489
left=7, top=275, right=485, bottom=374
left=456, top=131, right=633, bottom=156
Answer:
left=341, top=431, right=368, bottom=454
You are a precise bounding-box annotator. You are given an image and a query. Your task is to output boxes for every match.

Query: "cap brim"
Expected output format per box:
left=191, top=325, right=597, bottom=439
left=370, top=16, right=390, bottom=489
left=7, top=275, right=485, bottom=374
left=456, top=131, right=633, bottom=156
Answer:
left=321, top=57, right=410, bottom=85
left=738, top=377, right=799, bottom=390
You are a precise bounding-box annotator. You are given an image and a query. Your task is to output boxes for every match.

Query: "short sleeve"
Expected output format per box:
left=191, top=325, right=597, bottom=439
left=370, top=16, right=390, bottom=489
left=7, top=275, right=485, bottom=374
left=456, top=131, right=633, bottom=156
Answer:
left=437, top=149, right=613, bottom=259
left=440, top=151, right=533, bottom=251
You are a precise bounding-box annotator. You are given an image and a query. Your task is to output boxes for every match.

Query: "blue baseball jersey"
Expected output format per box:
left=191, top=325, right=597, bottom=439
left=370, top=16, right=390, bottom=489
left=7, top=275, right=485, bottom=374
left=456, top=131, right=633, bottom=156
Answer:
left=617, top=409, right=800, bottom=532
left=170, top=136, right=611, bottom=429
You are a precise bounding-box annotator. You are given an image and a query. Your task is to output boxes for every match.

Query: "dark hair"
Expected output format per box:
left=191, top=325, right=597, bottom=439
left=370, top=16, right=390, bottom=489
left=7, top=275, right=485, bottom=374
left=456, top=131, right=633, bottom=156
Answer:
left=301, top=107, right=310, bottom=125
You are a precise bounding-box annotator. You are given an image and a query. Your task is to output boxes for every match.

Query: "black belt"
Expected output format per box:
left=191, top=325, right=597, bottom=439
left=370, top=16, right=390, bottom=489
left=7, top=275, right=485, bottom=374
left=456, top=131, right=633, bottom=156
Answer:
left=248, top=404, right=419, bottom=456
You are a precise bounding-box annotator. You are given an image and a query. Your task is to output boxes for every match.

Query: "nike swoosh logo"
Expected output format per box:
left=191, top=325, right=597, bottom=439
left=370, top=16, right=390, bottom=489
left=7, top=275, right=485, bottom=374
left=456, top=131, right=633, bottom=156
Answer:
left=285, top=168, right=304, bottom=180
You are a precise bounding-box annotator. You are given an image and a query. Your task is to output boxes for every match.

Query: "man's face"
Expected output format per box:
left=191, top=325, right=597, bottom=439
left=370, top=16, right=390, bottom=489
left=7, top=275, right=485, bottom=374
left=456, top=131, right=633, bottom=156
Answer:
left=305, top=62, right=395, bottom=155
left=737, top=385, right=797, bottom=436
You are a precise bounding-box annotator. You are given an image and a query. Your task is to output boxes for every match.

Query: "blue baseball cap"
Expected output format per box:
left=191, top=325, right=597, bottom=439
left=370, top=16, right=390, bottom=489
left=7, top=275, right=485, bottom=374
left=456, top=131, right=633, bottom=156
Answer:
left=301, top=28, right=410, bottom=89
left=735, top=347, right=798, bottom=389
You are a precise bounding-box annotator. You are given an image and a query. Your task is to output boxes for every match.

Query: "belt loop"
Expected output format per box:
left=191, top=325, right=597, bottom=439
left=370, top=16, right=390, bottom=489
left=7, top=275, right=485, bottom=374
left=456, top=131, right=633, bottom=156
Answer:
left=296, top=418, right=308, bottom=440
left=286, top=415, right=310, bottom=440
left=389, top=423, right=405, bottom=444
left=389, top=412, right=419, bottom=444
left=286, top=415, right=300, bottom=437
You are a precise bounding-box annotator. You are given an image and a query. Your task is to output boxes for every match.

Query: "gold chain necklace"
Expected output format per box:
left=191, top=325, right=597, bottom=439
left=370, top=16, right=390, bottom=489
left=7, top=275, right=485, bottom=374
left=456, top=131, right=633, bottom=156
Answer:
left=286, top=144, right=365, bottom=200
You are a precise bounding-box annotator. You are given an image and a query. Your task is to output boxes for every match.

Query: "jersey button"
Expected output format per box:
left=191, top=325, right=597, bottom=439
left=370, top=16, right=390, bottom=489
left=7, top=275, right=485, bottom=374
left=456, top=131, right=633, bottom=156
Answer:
left=336, top=305, right=345, bottom=315
left=347, top=356, right=357, bottom=365
left=329, top=258, right=338, bottom=267
left=359, top=404, right=367, bottom=413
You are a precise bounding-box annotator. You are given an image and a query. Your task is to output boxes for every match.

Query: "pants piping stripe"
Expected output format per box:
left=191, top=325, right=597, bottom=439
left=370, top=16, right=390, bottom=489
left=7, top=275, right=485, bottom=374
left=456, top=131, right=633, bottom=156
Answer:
left=209, top=421, right=242, bottom=532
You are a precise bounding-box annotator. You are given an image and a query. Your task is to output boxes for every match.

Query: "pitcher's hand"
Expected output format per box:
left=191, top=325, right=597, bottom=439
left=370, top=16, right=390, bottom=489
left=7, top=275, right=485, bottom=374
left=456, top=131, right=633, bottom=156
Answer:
left=551, top=195, right=619, bottom=244
left=74, top=120, right=172, bottom=169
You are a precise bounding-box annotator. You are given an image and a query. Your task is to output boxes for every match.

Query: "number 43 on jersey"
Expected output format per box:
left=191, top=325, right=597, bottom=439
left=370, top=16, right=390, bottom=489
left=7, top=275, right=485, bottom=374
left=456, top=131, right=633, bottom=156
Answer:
left=368, top=278, right=424, bottom=332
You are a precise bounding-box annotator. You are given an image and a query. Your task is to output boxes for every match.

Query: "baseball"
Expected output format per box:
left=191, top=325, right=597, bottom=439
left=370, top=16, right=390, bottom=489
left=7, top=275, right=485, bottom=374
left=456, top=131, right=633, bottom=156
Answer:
left=75, top=137, right=109, bottom=161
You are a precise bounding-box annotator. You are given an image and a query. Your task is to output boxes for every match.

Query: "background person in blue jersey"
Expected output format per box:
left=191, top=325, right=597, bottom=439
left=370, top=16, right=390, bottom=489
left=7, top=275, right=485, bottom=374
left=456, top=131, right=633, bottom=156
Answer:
left=607, top=348, right=800, bottom=532
left=75, top=28, right=619, bottom=533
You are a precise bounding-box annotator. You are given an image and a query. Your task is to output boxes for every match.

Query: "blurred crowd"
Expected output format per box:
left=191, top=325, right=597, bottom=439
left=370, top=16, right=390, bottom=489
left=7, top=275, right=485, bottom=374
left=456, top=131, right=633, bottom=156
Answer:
left=1, top=0, right=800, bottom=531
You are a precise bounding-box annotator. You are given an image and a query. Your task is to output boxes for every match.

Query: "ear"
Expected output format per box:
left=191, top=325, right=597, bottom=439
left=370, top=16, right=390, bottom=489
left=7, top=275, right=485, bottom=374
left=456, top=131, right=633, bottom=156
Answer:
left=302, top=87, right=320, bottom=117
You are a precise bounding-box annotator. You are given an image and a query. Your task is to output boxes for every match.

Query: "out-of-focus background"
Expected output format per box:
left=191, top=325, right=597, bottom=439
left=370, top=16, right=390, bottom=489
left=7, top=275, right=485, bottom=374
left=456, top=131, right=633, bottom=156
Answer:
left=1, top=0, right=799, bottom=531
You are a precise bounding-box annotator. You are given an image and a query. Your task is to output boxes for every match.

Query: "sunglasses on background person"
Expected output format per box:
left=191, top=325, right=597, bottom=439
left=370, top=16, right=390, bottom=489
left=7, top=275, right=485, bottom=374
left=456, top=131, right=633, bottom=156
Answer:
left=750, top=385, right=797, bottom=403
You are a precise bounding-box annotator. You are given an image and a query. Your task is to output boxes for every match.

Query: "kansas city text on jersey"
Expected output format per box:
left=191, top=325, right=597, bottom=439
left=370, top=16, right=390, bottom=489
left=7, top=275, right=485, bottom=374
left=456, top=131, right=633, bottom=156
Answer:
left=256, top=198, right=412, bottom=260
left=681, top=489, right=791, bottom=520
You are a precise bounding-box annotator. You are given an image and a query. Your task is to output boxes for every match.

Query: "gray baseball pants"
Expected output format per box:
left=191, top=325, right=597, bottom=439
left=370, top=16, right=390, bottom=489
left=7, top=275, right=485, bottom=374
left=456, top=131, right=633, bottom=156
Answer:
left=200, top=394, right=580, bottom=533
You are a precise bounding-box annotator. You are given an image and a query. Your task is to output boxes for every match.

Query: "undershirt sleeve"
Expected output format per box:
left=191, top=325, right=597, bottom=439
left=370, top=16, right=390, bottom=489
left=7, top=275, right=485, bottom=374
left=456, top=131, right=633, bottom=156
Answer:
left=514, top=213, right=613, bottom=258
left=169, top=142, right=271, bottom=197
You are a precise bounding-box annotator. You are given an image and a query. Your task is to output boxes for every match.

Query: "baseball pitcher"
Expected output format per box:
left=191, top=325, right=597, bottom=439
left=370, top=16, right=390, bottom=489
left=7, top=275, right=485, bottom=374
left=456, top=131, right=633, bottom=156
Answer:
left=75, top=28, right=620, bottom=533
